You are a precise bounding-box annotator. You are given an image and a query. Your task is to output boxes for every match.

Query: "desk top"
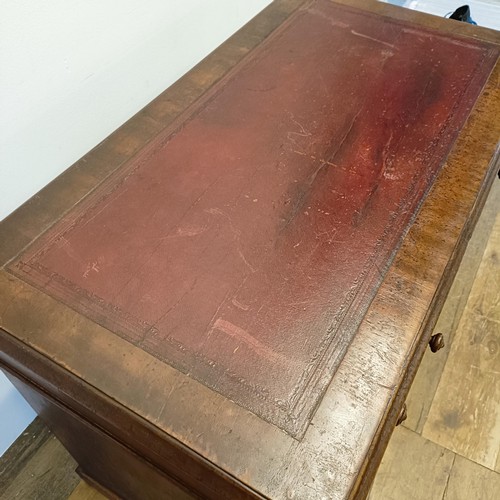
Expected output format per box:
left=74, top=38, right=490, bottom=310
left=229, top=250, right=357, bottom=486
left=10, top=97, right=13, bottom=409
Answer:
left=1, top=1, right=499, bottom=498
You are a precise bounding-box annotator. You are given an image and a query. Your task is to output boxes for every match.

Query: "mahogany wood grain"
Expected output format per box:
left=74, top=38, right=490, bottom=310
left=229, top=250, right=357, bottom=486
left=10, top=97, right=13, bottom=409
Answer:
left=6, top=0, right=498, bottom=438
left=5, top=371, right=196, bottom=500
left=1, top=1, right=499, bottom=498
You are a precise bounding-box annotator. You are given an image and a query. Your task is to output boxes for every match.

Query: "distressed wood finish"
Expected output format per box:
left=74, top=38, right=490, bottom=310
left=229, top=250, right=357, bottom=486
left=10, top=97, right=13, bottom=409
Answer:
left=444, top=455, right=500, bottom=500
left=368, top=427, right=455, bottom=500
left=69, top=482, right=107, bottom=500
left=0, top=418, right=53, bottom=495
left=370, top=430, right=500, bottom=500
left=423, top=211, right=500, bottom=472
left=0, top=418, right=79, bottom=500
left=7, top=0, right=497, bottom=439
left=370, top=199, right=500, bottom=499
left=404, top=179, right=500, bottom=434
left=1, top=1, right=499, bottom=498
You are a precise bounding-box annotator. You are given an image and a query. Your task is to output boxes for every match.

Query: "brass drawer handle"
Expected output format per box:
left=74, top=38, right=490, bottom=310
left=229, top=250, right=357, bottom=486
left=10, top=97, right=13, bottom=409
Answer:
left=396, top=404, right=407, bottom=426
left=429, top=333, right=445, bottom=353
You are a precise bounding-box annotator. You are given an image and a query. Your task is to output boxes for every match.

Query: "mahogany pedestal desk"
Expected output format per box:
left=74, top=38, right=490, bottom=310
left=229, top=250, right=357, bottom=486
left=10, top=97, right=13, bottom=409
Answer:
left=1, top=1, right=499, bottom=498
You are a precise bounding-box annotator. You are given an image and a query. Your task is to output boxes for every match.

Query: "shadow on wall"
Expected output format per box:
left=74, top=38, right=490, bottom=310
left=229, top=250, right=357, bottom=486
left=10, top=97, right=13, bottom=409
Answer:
left=0, top=371, right=36, bottom=456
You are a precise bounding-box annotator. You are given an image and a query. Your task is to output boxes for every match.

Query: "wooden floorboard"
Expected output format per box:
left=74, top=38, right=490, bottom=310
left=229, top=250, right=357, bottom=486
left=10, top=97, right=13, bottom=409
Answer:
left=371, top=428, right=500, bottom=500
left=68, top=481, right=107, bottom=500
left=0, top=418, right=51, bottom=496
left=371, top=181, right=500, bottom=499
left=0, top=430, right=79, bottom=499
left=404, top=180, right=500, bottom=434
left=423, top=209, right=500, bottom=471
left=369, top=426, right=455, bottom=500
left=443, top=454, right=500, bottom=500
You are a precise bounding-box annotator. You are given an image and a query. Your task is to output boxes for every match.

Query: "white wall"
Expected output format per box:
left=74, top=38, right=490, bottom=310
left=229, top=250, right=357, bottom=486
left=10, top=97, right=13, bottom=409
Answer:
left=0, top=0, right=271, bottom=455
left=0, top=372, right=36, bottom=455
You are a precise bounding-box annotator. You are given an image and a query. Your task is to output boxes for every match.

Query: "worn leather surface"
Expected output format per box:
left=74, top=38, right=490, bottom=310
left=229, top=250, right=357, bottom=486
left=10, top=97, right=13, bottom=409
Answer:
left=10, top=0, right=497, bottom=436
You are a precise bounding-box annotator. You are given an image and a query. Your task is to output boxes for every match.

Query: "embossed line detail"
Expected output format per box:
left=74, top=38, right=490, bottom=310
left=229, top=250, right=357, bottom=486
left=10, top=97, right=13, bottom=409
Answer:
left=8, top=0, right=498, bottom=437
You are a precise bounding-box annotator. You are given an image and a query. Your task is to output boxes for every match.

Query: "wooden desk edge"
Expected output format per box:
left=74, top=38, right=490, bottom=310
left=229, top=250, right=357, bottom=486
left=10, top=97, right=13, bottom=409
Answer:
left=0, top=1, right=499, bottom=498
left=351, top=147, right=500, bottom=500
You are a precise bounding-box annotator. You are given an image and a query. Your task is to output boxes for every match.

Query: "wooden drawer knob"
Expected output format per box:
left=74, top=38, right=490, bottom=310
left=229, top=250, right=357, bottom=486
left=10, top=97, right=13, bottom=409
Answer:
left=396, top=403, right=407, bottom=426
left=429, top=333, right=445, bottom=353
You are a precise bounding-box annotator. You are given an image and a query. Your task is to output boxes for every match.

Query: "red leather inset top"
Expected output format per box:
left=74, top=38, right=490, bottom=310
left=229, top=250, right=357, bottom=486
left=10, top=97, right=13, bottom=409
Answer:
left=11, top=0, right=497, bottom=436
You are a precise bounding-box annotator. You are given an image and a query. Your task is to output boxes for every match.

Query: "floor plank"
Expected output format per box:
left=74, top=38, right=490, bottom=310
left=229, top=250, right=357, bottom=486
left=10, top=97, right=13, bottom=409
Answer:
left=0, top=418, right=51, bottom=496
left=404, top=180, right=500, bottom=434
left=444, top=454, right=500, bottom=500
left=68, top=481, right=107, bottom=500
left=369, top=426, right=455, bottom=500
left=0, top=433, right=79, bottom=500
left=423, top=210, right=500, bottom=471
